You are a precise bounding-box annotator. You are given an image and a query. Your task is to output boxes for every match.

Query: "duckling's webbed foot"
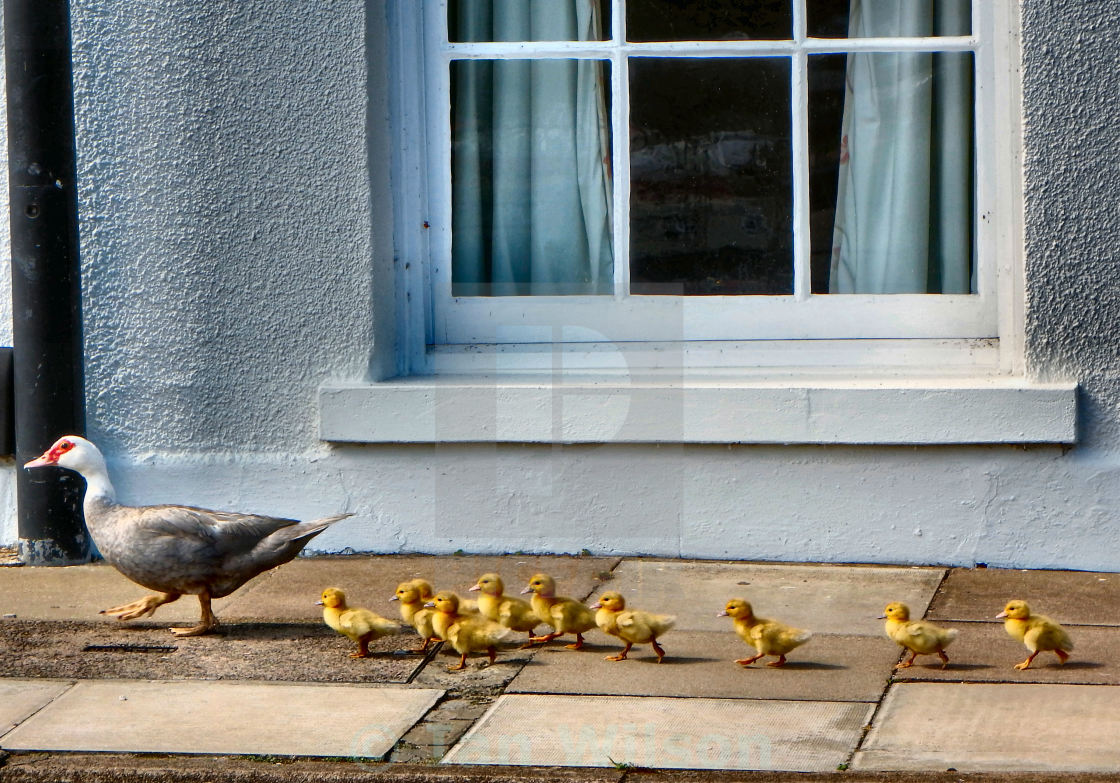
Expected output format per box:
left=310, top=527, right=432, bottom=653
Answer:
left=766, top=655, right=788, bottom=667
left=564, top=633, right=585, bottom=650
left=101, top=592, right=181, bottom=621
left=606, top=642, right=632, bottom=662
left=938, top=651, right=950, bottom=669
left=735, top=655, right=764, bottom=667
left=652, top=640, right=666, bottom=663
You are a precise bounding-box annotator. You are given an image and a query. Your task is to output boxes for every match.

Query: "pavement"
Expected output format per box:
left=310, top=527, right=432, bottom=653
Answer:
left=2, top=554, right=1120, bottom=783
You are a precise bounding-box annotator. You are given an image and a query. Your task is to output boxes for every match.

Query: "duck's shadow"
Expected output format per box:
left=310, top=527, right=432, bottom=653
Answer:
left=751, top=661, right=847, bottom=671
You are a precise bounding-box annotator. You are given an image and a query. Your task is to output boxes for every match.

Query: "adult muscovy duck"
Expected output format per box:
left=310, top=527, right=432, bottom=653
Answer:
left=25, top=435, right=351, bottom=636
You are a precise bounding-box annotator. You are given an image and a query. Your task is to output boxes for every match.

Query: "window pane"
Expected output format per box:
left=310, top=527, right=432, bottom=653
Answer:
left=810, top=51, right=975, bottom=294
left=450, top=59, right=614, bottom=296
left=627, top=0, right=790, bottom=42
left=449, top=0, right=610, bottom=42
left=807, top=0, right=971, bottom=39
left=630, top=58, right=792, bottom=296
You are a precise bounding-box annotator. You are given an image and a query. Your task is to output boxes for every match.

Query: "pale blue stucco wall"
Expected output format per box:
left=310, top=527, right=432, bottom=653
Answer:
left=2, top=1, right=1120, bottom=570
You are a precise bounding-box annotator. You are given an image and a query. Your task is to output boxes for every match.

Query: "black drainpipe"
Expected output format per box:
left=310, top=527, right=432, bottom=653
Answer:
left=5, top=0, right=89, bottom=565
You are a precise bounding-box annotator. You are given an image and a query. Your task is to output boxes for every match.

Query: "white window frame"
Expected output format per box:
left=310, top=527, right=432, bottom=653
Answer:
left=393, top=1, right=1020, bottom=373
left=321, top=0, right=1077, bottom=447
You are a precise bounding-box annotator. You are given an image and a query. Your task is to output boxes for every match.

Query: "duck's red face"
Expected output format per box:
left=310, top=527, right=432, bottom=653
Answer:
left=25, top=438, right=76, bottom=468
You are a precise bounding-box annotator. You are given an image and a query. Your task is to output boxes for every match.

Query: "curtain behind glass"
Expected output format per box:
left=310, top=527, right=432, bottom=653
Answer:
left=452, top=1, right=613, bottom=296
left=829, top=0, right=973, bottom=294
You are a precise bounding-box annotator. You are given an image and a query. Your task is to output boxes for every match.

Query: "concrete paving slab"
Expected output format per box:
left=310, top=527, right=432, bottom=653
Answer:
left=602, top=560, right=945, bottom=635
left=0, top=564, right=234, bottom=623
left=853, top=682, right=1120, bottom=772
left=886, top=621, right=1120, bottom=685
left=225, top=554, right=619, bottom=620
left=0, top=679, right=72, bottom=737
left=509, top=631, right=898, bottom=702
left=0, top=618, right=428, bottom=684
left=443, top=693, right=873, bottom=771
left=927, top=567, right=1120, bottom=626
left=0, top=680, right=443, bottom=758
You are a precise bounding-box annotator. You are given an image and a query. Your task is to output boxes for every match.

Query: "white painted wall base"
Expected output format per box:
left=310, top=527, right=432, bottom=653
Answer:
left=3, top=445, right=1116, bottom=572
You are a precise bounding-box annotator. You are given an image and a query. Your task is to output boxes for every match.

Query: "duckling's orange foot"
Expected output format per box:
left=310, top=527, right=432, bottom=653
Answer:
left=1014, top=660, right=1032, bottom=670
left=529, top=632, right=561, bottom=645
left=349, top=651, right=370, bottom=659
left=735, top=656, right=762, bottom=667
left=766, top=655, right=788, bottom=667
left=605, top=654, right=627, bottom=661
left=894, top=661, right=914, bottom=669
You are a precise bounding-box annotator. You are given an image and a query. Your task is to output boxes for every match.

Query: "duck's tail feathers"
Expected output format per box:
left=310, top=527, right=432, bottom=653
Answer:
left=944, top=628, right=960, bottom=643
left=793, top=629, right=813, bottom=644
left=288, top=513, right=354, bottom=546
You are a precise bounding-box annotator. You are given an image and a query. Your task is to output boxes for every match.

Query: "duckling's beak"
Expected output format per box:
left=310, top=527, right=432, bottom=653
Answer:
left=520, top=585, right=532, bottom=595
left=468, top=584, right=481, bottom=592
left=590, top=602, right=601, bottom=610
left=716, top=610, right=728, bottom=617
left=877, top=613, right=887, bottom=619
left=389, top=595, right=399, bottom=602
left=424, top=601, right=435, bottom=608
left=995, top=610, right=1008, bottom=619
left=315, top=600, right=324, bottom=606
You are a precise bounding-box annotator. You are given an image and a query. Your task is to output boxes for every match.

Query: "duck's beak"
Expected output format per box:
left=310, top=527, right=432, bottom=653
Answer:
left=995, top=610, right=1008, bottom=619
left=590, top=603, right=601, bottom=610
left=389, top=595, right=399, bottom=602
left=468, top=584, right=481, bottom=592
left=716, top=610, right=728, bottom=618
left=24, top=452, right=55, bottom=469
left=877, top=614, right=887, bottom=619
left=520, top=586, right=532, bottom=595
left=315, top=600, right=324, bottom=606
left=424, top=601, right=435, bottom=608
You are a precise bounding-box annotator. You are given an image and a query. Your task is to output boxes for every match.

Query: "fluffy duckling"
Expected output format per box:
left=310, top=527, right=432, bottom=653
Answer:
left=469, top=573, right=540, bottom=647
left=318, top=587, right=399, bottom=658
left=880, top=601, right=959, bottom=669
left=428, top=591, right=511, bottom=671
left=390, top=579, right=440, bottom=653
left=719, top=598, right=811, bottom=667
left=591, top=591, right=676, bottom=663
left=997, top=599, right=1073, bottom=670
left=520, top=573, right=597, bottom=649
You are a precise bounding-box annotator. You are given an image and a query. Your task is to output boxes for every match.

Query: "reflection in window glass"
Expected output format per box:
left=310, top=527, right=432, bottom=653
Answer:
left=448, top=0, right=610, bottom=43
left=629, top=58, right=792, bottom=295
left=627, top=0, right=790, bottom=41
left=451, top=59, right=614, bottom=296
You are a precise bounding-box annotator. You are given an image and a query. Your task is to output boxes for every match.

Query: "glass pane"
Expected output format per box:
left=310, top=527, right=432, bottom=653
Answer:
left=630, top=58, right=792, bottom=295
left=627, top=0, right=790, bottom=42
left=449, top=0, right=610, bottom=42
left=807, top=0, right=971, bottom=39
left=810, top=51, right=975, bottom=294
left=450, top=59, right=614, bottom=296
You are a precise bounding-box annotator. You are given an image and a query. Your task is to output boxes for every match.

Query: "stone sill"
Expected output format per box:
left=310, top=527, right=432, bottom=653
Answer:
left=318, top=376, right=1077, bottom=445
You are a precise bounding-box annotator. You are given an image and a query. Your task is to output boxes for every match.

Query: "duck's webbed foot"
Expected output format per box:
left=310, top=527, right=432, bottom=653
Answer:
left=170, top=592, right=219, bottom=637
left=101, top=592, right=180, bottom=621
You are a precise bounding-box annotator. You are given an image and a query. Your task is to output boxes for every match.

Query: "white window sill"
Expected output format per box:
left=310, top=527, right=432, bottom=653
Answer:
left=318, top=375, right=1077, bottom=445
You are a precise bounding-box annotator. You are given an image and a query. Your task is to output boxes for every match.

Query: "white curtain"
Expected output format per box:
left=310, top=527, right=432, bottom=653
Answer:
left=452, top=0, right=613, bottom=296
left=829, top=0, right=973, bottom=294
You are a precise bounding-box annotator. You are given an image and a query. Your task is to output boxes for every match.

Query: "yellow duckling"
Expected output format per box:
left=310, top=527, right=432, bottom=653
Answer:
left=318, top=587, right=400, bottom=658
left=880, top=601, right=959, bottom=669
left=428, top=591, right=511, bottom=671
left=390, top=579, right=441, bottom=652
left=591, top=590, right=676, bottom=663
left=520, top=573, right=597, bottom=649
left=469, top=573, right=540, bottom=647
left=996, top=599, right=1073, bottom=670
left=718, top=597, right=811, bottom=667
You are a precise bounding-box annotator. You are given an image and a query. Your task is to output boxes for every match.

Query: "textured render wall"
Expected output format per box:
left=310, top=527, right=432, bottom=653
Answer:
left=1021, top=1, right=1120, bottom=449
left=4, top=2, right=1120, bottom=571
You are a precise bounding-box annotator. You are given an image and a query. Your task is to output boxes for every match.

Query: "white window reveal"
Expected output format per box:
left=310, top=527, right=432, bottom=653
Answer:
left=419, top=0, right=1005, bottom=353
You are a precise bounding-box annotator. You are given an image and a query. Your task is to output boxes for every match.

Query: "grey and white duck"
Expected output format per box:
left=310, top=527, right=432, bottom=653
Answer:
left=25, top=435, right=351, bottom=636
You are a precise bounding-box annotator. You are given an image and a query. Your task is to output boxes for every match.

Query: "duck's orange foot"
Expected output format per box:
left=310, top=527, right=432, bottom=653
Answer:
left=605, top=654, right=627, bottom=661
left=735, top=657, right=762, bottom=667
left=169, top=619, right=220, bottom=637
left=1014, top=660, right=1032, bottom=670
left=101, top=593, right=179, bottom=621
left=349, top=651, right=370, bottom=659
left=766, top=656, right=788, bottom=667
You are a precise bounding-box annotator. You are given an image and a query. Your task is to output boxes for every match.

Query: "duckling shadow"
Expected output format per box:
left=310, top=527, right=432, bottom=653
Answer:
left=766, top=661, right=846, bottom=671
left=214, top=623, right=340, bottom=641
left=1051, top=661, right=1105, bottom=671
